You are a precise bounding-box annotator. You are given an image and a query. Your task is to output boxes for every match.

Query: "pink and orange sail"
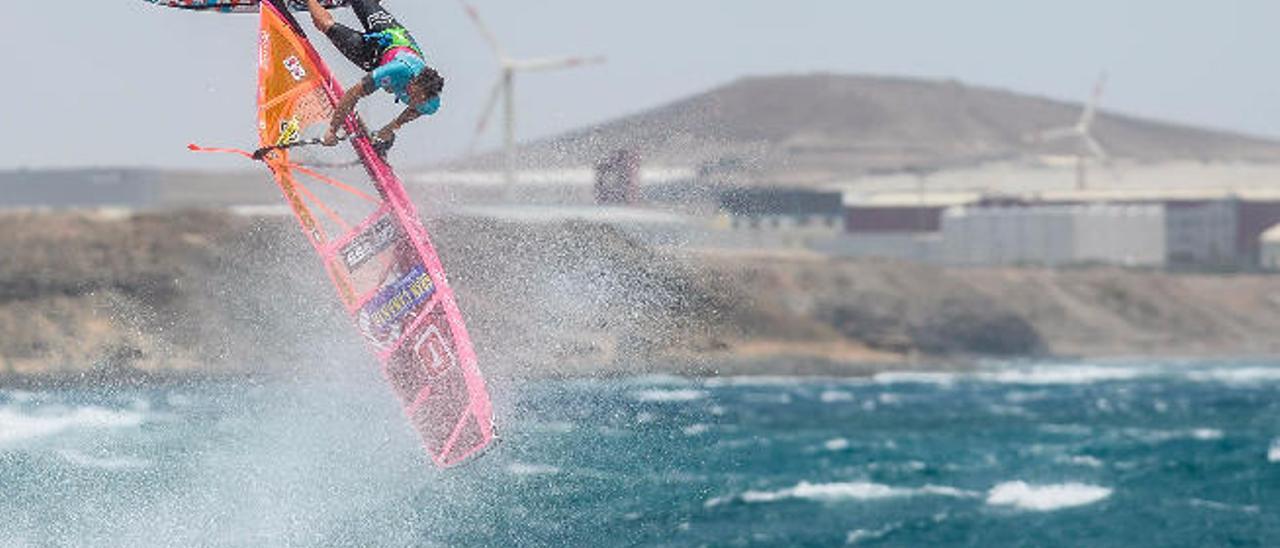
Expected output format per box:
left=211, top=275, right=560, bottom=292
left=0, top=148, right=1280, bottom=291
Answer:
left=171, top=0, right=495, bottom=467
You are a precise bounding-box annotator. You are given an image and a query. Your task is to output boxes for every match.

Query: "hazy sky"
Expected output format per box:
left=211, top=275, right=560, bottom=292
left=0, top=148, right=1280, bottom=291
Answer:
left=2, top=1, right=1278, bottom=170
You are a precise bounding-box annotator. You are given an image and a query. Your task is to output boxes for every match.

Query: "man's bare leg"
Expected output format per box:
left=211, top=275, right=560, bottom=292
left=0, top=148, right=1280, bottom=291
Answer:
left=305, top=0, right=336, bottom=33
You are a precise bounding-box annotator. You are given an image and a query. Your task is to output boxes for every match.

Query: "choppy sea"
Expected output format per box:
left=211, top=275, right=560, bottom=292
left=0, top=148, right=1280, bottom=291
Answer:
left=2, top=359, right=1279, bottom=546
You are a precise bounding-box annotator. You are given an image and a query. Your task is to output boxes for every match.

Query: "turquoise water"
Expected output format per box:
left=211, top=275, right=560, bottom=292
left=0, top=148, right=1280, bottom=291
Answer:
left=2, top=360, right=1279, bottom=546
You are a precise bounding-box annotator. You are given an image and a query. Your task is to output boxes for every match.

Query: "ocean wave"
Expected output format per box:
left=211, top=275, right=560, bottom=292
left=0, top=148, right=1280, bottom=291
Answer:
left=823, top=438, right=851, bottom=452
left=1119, top=427, right=1224, bottom=444
left=1189, top=428, right=1224, bottom=441
left=631, top=389, right=708, bottom=403
left=846, top=523, right=902, bottom=545
left=57, top=450, right=151, bottom=470
left=977, top=365, right=1146, bottom=385
left=864, top=362, right=1280, bottom=388
left=1184, top=367, right=1280, bottom=384
left=986, top=481, right=1112, bottom=511
left=705, top=481, right=977, bottom=508
left=506, top=462, right=561, bottom=477
left=704, top=376, right=808, bottom=387
left=1056, top=455, right=1105, bottom=468
left=1188, top=498, right=1261, bottom=514
left=0, top=406, right=145, bottom=446
left=866, top=460, right=928, bottom=473
left=1268, top=439, right=1280, bottom=463
left=819, top=390, right=855, bottom=403
left=872, top=372, right=958, bottom=385
left=682, top=424, right=711, bottom=436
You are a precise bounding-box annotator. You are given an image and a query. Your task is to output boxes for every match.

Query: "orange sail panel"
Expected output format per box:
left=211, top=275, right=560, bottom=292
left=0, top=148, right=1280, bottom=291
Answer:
left=256, top=0, right=495, bottom=468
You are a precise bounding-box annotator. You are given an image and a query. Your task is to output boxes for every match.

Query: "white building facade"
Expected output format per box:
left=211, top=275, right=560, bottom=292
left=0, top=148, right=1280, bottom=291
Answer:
left=941, top=204, right=1166, bottom=267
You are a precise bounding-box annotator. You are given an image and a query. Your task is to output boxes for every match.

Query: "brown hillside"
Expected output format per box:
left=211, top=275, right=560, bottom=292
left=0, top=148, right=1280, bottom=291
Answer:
left=483, top=74, right=1280, bottom=184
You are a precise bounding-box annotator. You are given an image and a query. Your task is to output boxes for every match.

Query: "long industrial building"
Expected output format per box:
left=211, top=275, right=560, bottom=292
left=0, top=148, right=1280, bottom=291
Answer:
left=834, top=194, right=1280, bottom=268
left=940, top=204, right=1165, bottom=267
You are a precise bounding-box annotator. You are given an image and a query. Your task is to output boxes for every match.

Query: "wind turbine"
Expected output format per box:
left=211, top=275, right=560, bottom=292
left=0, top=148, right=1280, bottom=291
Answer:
left=458, top=1, right=605, bottom=188
left=1033, top=72, right=1110, bottom=190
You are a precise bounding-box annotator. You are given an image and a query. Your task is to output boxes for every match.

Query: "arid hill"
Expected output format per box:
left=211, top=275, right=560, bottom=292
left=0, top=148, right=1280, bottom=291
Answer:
left=475, top=74, right=1280, bottom=184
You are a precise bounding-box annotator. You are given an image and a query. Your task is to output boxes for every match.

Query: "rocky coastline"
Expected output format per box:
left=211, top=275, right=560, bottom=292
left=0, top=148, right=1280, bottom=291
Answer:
left=3, top=209, right=1280, bottom=386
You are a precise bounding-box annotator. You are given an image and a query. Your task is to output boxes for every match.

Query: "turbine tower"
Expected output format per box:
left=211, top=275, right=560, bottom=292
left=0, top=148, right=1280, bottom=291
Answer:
left=458, top=1, right=605, bottom=188
left=1036, top=72, right=1109, bottom=190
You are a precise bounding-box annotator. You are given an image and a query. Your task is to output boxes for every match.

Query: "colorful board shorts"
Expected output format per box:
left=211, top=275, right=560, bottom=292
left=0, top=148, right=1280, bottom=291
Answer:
left=324, top=0, right=424, bottom=72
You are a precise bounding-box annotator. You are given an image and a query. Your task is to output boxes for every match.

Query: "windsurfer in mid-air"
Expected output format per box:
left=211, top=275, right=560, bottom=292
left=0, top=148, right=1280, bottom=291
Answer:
left=305, top=0, right=444, bottom=151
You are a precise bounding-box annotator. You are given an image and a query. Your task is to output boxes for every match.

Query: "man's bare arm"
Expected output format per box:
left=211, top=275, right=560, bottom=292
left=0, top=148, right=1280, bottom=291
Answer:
left=376, top=107, right=422, bottom=141
left=324, top=77, right=375, bottom=145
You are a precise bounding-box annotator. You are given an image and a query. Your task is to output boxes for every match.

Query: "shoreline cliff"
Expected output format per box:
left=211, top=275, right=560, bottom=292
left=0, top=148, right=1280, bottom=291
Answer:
left=2, top=209, right=1279, bottom=386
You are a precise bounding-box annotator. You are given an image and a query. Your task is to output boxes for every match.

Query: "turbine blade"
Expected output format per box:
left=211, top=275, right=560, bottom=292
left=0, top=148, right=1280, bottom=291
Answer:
left=468, top=78, right=506, bottom=154
left=510, top=56, right=606, bottom=72
left=1083, top=133, right=1108, bottom=161
left=1080, top=71, right=1108, bottom=129
left=456, top=0, right=507, bottom=61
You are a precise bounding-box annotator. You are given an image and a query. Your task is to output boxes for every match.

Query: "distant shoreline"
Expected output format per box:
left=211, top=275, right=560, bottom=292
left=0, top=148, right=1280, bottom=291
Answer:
left=5, top=209, right=1280, bottom=385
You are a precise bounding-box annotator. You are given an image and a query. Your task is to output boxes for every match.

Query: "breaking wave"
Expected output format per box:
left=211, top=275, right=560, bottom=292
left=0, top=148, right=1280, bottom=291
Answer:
left=506, top=462, right=562, bottom=477
left=1184, top=367, right=1280, bottom=384
left=631, top=389, right=708, bottom=403
left=823, top=438, right=851, bottom=452
left=985, top=481, right=1112, bottom=511
left=872, top=372, right=958, bottom=385
left=977, top=365, right=1146, bottom=385
left=868, top=362, right=1280, bottom=387
left=818, top=390, right=855, bottom=403
left=705, top=481, right=977, bottom=508
left=57, top=450, right=151, bottom=470
left=0, top=406, right=145, bottom=446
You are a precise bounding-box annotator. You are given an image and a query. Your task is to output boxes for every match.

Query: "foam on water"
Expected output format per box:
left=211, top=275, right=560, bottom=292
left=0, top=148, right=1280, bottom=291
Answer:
left=682, top=424, right=710, bottom=436
left=5, top=361, right=1277, bottom=545
left=1119, top=427, right=1225, bottom=444
left=862, top=361, right=1280, bottom=390
left=823, top=438, right=851, bottom=452
left=706, top=481, right=977, bottom=507
left=631, top=389, right=708, bottom=403
left=0, top=406, right=145, bottom=445
left=507, top=462, right=562, bottom=477
left=978, top=365, right=1146, bottom=385
left=57, top=450, right=151, bottom=470
left=986, top=481, right=1112, bottom=511
left=1188, top=498, right=1261, bottom=514
left=873, top=372, right=958, bottom=385
left=1184, top=367, right=1280, bottom=384
left=704, top=376, right=808, bottom=387
left=819, top=390, right=855, bottom=403
left=845, top=523, right=902, bottom=545
left=1189, top=428, right=1224, bottom=441
left=1057, top=455, right=1105, bottom=468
